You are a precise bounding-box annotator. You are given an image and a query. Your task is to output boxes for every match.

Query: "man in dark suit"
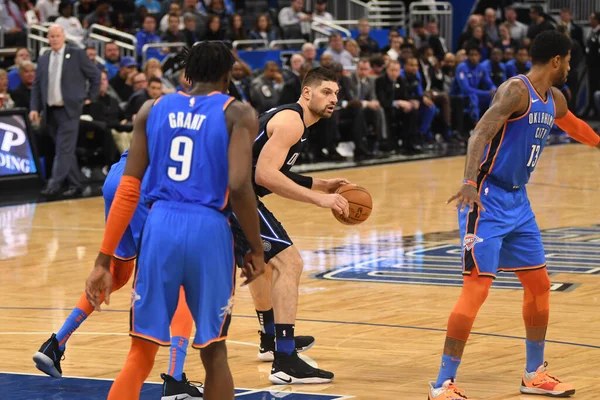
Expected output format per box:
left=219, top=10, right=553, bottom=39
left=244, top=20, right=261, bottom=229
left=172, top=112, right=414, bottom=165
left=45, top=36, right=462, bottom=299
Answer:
left=560, top=8, right=584, bottom=50
left=30, top=24, right=100, bottom=197
left=375, top=60, right=420, bottom=154
left=10, top=61, right=35, bottom=109
left=228, top=61, right=252, bottom=105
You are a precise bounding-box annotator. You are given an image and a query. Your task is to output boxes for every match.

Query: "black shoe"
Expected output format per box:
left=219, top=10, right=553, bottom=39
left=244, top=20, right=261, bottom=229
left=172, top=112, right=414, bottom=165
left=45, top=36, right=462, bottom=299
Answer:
left=268, top=351, right=334, bottom=384
left=33, top=333, right=64, bottom=378
left=161, top=373, right=203, bottom=400
left=62, top=186, right=82, bottom=198
left=40, top=187, right=60, bottom=198
left=257, top=331, right=315, bottom=362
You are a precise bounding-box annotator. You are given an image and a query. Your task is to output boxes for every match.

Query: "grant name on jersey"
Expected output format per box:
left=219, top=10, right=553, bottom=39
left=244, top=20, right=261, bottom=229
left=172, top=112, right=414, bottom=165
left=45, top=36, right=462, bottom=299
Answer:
left=168, top=112, right=207, bottom=130
left=529, top=111, right=554, bottom=139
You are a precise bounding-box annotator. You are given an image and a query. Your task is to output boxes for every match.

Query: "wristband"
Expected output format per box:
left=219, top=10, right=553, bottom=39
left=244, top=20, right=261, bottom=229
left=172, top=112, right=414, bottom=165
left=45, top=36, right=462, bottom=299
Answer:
left=462, top=179, right=477, bottom=188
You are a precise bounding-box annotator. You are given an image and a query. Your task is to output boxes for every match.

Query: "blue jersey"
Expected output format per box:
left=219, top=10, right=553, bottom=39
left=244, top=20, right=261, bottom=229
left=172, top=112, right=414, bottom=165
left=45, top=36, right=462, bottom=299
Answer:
left=144, top=92, right=233, bottom=210
left=479, top=75, right=555, bottom=188
left=451, top=61, right=496, bottom=96
left=505, top=59, right=532, bottom=79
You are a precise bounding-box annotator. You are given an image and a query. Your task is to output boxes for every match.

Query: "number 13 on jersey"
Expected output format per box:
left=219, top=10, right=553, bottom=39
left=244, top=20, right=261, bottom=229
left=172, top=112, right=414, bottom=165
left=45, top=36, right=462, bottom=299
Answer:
left=527, top=144, right=541, bottom=168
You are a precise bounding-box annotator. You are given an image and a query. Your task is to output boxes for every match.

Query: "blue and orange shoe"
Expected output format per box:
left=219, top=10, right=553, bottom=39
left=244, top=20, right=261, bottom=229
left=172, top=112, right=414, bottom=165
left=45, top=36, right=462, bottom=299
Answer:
left=428, top=379, right=470, bottom=399
left=520, top=362, right=575, bottom=397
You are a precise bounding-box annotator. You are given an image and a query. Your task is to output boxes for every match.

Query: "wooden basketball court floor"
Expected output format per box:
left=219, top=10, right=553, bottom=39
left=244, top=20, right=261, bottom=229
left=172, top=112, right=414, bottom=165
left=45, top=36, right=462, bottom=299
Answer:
left=1, top=143, right=599, bottom=399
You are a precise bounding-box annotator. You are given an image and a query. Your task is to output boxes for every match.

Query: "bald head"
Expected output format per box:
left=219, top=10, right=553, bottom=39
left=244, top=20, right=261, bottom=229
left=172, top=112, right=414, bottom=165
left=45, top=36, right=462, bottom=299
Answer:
left=290, top=54, right=305, bottom=73
left=48, top=24, right=66, bottom=51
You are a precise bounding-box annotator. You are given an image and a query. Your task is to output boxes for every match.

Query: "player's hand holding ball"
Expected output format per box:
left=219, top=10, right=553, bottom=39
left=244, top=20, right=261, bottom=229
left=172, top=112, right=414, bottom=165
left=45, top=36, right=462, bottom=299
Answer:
left=322, top=178, right=351, bottom=193
left=331, top=184, right=372, bottom=225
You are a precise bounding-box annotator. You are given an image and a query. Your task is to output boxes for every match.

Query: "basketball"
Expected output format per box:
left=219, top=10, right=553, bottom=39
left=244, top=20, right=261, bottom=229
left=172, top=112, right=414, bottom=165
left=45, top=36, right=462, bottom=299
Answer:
left=332, top=184, right=372, bottom=225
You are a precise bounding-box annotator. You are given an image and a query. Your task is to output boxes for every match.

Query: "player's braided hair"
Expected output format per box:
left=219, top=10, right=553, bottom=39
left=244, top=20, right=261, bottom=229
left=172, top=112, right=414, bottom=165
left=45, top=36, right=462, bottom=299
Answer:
left=179, top=41, right=234, bottom=84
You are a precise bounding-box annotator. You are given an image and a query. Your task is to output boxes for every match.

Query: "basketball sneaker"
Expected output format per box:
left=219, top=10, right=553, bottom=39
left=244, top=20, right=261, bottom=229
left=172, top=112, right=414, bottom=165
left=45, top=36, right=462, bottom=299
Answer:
left=269, top=351, right=334, bottom=384
left=520, top=362, right=575, bottom=397
left=161, top=373, right=203, bottom=400
left=33, top=333, right=64, bottom=378
left=428, top=379, right=470, bottom=399
left=257, top=331, right=315, bottom=362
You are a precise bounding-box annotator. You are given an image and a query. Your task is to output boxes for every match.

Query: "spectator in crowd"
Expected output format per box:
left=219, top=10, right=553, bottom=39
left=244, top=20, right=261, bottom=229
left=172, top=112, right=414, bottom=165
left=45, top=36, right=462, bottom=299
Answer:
left=376, top=60, right=420, bottom=154
left=279, top=60, right=311, bottom=105
left=182, top=0, right=207, bottom=37
left=207, top=0, right=231, bottom=27
left=278, top=0, right=310, bottom=39
left=136, top=15, right=162, bottom=61
left=30, top=24, right=100, bottom=197
left=76, top=0, right=95, bottom=22
left=426, top=19, right=447, bottom=61
left=323, top=33, right=354, bottom=68
left=503, top=47, right=514, bottom=63
left=55, top=0, right=84, bottom=42
left=398, top=43, right=415, bottom=68
left=356, top=18, right=379, bottom=56
left=36, top=0, right=59, bottom=23
left=381, top=29, right=400, bottom=54
left=369, top=54, right=386, bottom=77
left=301, top=43, right=319, bottom=67
left=466, top=26, right=492, bottom=60
left=103, top=42, right=121, bottom=79
left=483, top=8, right=499, bottom=43
left=560, top=7, right=584, bottom=50
left=455, top=48, right=467, bottom=64
left=527, top=5, right=555, bottom=43
left=451, top=44, right=496, bottom=122
left=402, top=57, right=436, bottom=142
left=0, top=69, right=16, bottom=110
left=159, top=2, right=183, bottom=33
left=586, top=12, right=600, bottom=116
left=458, top=14, right=482, bottom=50
left=319, top=52, right=334, bottom=69
left=348, top=58, right=385, bottom=156
left=10, top=60, right=35, bottom=109
left=312, top=0, right=333, bottom=38
left=135, top=0, right=161, bottom=15
left=229, top=61, right=252, bottom=104
left=126, top=75, right=161, bottom=119
left=504, top=6, right=527, bottom=43
left=227, top=13, right=248, bottom=42
left=345, top=39, right=360, bottom=64
left=481, top=47, right=506, bottom=88
left=386, top=36, right=403, bottom=62
left=556, top=24, right=582, bottom=111
left=182, top=12, right=199, bottom=47
left=1, top=0, right=28, bottom=47
left=7, top=48, right=32, bottom=91
left=131, top=71, right=147, bottom=93
left=250, top=60, right=283, bottom=113
left=203, top=14, right=224, bottom=40
left=83, top=0, right=111, bottom=28
left=80, top=70, right=121, bottom=169
left=440, top=52, right=456, bottom=93
left=249, top=13, right=277, bottom=46
left=15, top=0, right=39, bottom=25
left=85, top=46, right=98, bottom=64
left=495, top=23, right=518, bottom=52
left=162, top=13, right=186, bottom=43
left=412, top=21, right=428, bottom=50
left=283, top=53, right=305, bottom=81
left=109, top=56, right=138, bottom=102
left=506, top=46, right=531, bottom=78
left=143, top=58, right=175, bottom=93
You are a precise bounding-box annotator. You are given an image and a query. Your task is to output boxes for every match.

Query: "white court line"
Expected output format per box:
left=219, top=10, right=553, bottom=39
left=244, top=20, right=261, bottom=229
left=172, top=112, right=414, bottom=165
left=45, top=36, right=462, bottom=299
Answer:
left=0, top=371, right=354, bottom=398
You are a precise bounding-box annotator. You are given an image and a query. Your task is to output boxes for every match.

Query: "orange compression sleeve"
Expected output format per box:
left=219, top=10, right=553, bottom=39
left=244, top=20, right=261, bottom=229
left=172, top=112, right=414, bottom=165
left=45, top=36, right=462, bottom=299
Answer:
left=99, top=176, right=141, bottom=256
left=554, top=110, right=600, bottom=147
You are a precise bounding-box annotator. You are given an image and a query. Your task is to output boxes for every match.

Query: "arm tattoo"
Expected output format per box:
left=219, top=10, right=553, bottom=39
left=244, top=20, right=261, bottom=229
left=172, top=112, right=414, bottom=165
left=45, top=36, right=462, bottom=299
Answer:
left=463, top=80, right=526, bottom=182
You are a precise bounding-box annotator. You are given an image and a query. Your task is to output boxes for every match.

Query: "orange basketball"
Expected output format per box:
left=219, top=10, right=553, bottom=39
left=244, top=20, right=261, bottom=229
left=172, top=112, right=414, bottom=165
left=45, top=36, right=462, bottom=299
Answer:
left=332, top=184, right=372, bottom=225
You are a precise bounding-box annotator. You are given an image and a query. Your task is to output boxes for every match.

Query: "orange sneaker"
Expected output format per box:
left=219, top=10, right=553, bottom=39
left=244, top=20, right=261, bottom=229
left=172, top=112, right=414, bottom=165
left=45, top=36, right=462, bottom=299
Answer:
left=428, top=379, right=470, bottom=399
left=520, top=362, right=575, bottom=397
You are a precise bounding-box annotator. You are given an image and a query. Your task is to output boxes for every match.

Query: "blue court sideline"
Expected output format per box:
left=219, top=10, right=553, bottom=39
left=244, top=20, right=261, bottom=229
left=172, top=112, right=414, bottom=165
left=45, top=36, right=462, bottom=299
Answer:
left=1, top=372, right=349, bottom=399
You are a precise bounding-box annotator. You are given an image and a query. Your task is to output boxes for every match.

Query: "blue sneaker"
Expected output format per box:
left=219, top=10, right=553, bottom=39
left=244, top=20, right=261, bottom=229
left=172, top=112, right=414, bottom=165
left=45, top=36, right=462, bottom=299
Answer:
left=33, top=333, right=64, bottom=378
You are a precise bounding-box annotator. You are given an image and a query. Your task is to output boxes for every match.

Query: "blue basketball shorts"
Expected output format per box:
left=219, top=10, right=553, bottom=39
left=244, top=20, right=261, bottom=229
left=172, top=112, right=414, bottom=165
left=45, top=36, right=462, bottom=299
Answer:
left=458, top=178, right=546, bottom=278
left=102, top=158, right=149, bottom=260
left=130, top=201, right=235, bottom=348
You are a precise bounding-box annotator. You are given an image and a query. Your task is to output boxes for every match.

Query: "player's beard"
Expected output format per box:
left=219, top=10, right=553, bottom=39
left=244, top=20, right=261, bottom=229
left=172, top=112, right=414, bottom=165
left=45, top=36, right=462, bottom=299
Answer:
left=553, top=69, right=568, bottom=87
left=310, top=103, right=335, bottom=119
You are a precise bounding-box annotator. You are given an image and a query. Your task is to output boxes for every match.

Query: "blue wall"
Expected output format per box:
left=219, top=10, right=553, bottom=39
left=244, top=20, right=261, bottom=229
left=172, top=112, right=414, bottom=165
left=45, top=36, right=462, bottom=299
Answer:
left=448, top=0, right=477, bottom=51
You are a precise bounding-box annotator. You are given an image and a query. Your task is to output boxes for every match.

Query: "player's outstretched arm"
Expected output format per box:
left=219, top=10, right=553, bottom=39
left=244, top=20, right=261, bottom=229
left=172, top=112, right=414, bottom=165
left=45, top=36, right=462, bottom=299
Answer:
left=86, top=99, right=153, bottom=311
left=447, top=78, right=528, bottom=211
left=255, top=111, right=349, bottom=216
left=552, top=87, right=600, bottom=148
left=226, top=100, right=265, bottom=285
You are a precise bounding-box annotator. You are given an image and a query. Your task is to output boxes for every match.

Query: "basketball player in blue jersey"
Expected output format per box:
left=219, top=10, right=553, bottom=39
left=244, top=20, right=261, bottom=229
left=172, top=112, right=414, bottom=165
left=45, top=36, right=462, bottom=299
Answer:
left=429, top=30, right=600, bottom=399
left=85, top=41, right=265, bottom=400
left=229, top=67, right=351, bottom=384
